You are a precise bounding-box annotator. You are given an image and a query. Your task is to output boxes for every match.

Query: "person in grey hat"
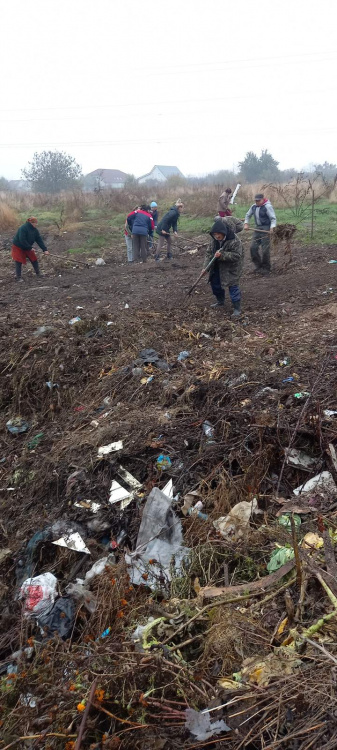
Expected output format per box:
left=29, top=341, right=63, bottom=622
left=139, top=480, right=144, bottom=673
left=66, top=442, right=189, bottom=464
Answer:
left=244, top=193, right=276, bottom=274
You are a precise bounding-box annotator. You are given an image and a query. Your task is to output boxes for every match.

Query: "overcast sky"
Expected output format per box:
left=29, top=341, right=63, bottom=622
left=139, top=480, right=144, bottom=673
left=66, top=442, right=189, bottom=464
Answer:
left=2, top=0, right=337, bottom=180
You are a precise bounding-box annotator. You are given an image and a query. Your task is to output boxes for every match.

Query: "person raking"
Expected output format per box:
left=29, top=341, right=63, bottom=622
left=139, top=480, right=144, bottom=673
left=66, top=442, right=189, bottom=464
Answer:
left=204, top=219, right=244, bottom=318
left=12, top=217, right=49, bottom=281
left=244, top=193, right=276, bottom=274
left=155, top=199, right=184, bottom=261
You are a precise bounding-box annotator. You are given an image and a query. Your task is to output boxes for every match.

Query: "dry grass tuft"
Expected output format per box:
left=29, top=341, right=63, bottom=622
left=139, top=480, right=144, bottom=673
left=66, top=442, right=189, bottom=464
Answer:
left=0, top=201, right=18, bottom=230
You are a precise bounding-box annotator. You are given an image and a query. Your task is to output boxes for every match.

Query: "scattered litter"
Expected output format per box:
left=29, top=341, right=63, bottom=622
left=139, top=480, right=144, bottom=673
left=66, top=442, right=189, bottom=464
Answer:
left=46, top=381, right=58, bottom=389
left=125, top=303, right=129, bottom=308
left=52, top=531, right=90, bottom=554
left=27, top=432, right=44, bottom=450
left=235, top=651, right=302, bottom=687
left=109, top=480, right=131, bottom=505
left=38, top=597, right=75, bottom=639
left=97, top=441, right=123, bottom=457
left=302, top=532, right=323, bottom=549
left=74, top=499, right=101, bottom=513
left=213, top=499, right=258, bottom=540
left=32, top=325, right=54, bottom=337
left=328, top=260, right=337, bottom=264
left=6, top=417, right=29, bottom=435
left=162, top=478, right=174, bottom=498
left=177, top=350, right=190, bottom=361
left=20, top=694, right=37, bottom=708
left=278, top=357, right=290, bottom=367
left=267, top=547, right=295, bottom=572
left=202, top=420, right=216, bottom=443
left=156, top=454, right=172, bottom=470
left=254, top=331, right=266, bottom=338
left=131, top=616, right=165, bottom=652
left=200, top=332, right=211, bottom=339
left=117, top=465, right=142, bottom=490
left=76, top=306, right=84, bottom=310
left=185, top=708, right=231, bottom=741
left=20, top=572, right=58, bottom=617
left=283, top=377, right=294, bottom=383
left=324, top=410, right=337, bottom=418
left=126, top=487, right=190, bottom=590
left=95, top=257, right=106, bottom=266
left=228, top=373, right=248, bottom=387
left=135, top=348, right=169, bottom=372
left=66, top=583, right=96, bottom=613
left=188, top=248, right=198, bottom=255
left=294, top=391, right=310, bottom=399
left=69, top=316, right=81, bottom=325
left=294, top=471, right=337, bottom=496
left=278, top=513, right=302, bottom=529
left=285, top=448, right=317, bottom=470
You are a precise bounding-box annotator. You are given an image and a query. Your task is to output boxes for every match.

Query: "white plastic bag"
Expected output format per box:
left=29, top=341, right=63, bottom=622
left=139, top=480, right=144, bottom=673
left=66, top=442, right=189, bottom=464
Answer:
left=20, top=572, right=57, bottom=617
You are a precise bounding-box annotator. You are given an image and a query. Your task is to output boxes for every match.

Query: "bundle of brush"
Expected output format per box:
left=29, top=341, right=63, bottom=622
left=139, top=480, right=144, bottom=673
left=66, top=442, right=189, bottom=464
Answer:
left=273, top=223, right=297, bottom=241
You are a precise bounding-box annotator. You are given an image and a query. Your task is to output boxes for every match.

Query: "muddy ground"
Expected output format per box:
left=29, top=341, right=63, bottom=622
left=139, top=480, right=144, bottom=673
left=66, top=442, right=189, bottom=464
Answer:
left=1, top=232, right=337, bottom=749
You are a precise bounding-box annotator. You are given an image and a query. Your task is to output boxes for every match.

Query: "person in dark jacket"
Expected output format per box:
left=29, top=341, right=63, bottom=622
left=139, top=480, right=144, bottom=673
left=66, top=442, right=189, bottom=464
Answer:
left=12, top=217, right=49, bottom=281
left=127, top=204, right=154, bottom=262
left=203, top=219, right=244, bottom=318
left=148, top=201, right=158, bottom=252
left=124, top=206, right=139, bottom=262
left=155, top=199, right=184, bottom=261
left=244, top=193, right=276, bottom=274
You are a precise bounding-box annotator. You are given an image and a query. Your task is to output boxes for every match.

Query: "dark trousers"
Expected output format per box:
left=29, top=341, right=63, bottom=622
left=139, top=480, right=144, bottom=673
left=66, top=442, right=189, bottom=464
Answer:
left=210, top=262, right=241, bottom=303
left=155, top=234, right=172, bottom=259
left=250, top=228, right=271, bottom=270
left=132, top=234, right=148, bottom=262
left=15, top=259, right=40, bottom=278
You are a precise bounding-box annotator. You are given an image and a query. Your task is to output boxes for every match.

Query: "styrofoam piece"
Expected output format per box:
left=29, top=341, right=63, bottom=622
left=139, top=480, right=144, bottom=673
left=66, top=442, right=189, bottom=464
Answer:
left=117, top=465, right=142, bottom=490
left=293, top=471, right=337, bottom=496
left=97, top=441, right=123, bottom=457
left=109, top=480, right=131, bottom=505
left=52, top=532, right=90, bottom=554
left=162, top=479, right=173, bottom=499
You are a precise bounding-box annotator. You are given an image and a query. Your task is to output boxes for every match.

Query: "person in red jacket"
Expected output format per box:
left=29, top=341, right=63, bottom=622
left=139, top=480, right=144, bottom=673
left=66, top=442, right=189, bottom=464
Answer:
left=127, top=204, right=154, bottom=263
left=12, top=217, right=49, bottom=281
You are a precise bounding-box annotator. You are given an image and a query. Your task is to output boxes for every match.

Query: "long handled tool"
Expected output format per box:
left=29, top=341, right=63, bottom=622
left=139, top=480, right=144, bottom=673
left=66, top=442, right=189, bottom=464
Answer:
left=187, top=256, right=216, bottom=297
left=47, top=253, right=90, bottom=267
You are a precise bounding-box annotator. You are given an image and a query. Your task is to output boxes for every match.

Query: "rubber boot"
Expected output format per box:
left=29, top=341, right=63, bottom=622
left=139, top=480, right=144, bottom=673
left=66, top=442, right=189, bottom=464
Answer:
left=31, top=260, right=41, bottom=276
left=15, top=261, right=23, bottom=281
left=210, top=298, right=225, bottom=308
left=231, top=300, right=241, bottom=319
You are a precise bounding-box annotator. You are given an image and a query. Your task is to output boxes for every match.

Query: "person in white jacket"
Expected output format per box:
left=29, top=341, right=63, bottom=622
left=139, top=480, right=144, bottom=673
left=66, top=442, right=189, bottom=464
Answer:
left=244, top=193, right=276, bottom=274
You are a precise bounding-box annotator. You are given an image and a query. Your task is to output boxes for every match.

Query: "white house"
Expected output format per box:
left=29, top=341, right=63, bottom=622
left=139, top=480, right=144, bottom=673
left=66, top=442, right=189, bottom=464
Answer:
left=138, top=165, right=184, bottom=184
left=83, top=169, right=128, bottom=191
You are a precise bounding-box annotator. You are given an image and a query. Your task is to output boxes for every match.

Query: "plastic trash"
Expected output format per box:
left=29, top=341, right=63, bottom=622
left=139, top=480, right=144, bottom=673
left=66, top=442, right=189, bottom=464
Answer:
left=38, top=597, right=75, bottom=639
left=32, top=325, right=54, bottom=337
left=95, top=257, right=106, bottom=266
left=324, top=410, right=337, bottom=418
left=294, top=471, right=337, bottom=496
left=46, top=381, right=58, bottom=389
left=283, top=377, right=294, bottom=383
left=131, top=616, right=165, bottom=652
left=66, top=583, right=96, bottom=613
left=202, top=420, right=216, bottom=444
left=125, top=303, right=129, bottom=309
left=126, top=487, right=190, bottom=590
left=27, top=432, right=44, bottom=450
left=285, top=449, right=317, bottom=470
left=135, top=348, right=169, bottom=372
left=6, top=417, right=29, bottom=435
left=109, top=480, right=131, bottom=506
left=20, top=693, right=37, bottom=708
left=156, top=454, right=172, bottom=470
left=278, top=513, right=302, bottom=529
left=177, top=350, right=190, bottom=362
left=267, top=547, right=295, bottom=572
left=69, top=316, right=81, bottom=325
left=97, top=441, right=123, bottom=457
left=228, top=373, right=247, bottom=387
left=329, top=260, right=337, bottom=264
left=20, top=572, right=58, bottom=617
left=277, top=357, right=290, bottom=367
left=213, top=499, right=257, bottom=540
left=52, top=531, right=90, bottom=554
left=294, top=392, right=310, bottom=399
left=185, top=708, right=231, bottom=741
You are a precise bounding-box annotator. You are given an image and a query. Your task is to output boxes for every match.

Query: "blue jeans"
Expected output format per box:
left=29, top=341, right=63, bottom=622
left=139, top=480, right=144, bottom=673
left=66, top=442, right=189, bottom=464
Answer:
left=210, top=262, right=241, bottom=303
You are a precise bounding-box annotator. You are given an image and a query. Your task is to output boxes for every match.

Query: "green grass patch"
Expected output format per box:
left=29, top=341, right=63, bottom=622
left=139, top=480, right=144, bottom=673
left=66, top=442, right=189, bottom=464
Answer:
left=67, top=247, right=87, bottom=255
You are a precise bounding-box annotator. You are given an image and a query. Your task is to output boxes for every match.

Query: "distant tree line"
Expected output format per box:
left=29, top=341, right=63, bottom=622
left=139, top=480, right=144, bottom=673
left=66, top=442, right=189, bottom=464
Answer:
left=0, top=149, right=336, bottom=194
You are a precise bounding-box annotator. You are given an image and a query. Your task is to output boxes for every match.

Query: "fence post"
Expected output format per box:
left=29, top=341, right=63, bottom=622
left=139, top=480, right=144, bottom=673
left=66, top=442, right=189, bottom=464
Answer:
left=311, top=190, right=315, bottom=239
